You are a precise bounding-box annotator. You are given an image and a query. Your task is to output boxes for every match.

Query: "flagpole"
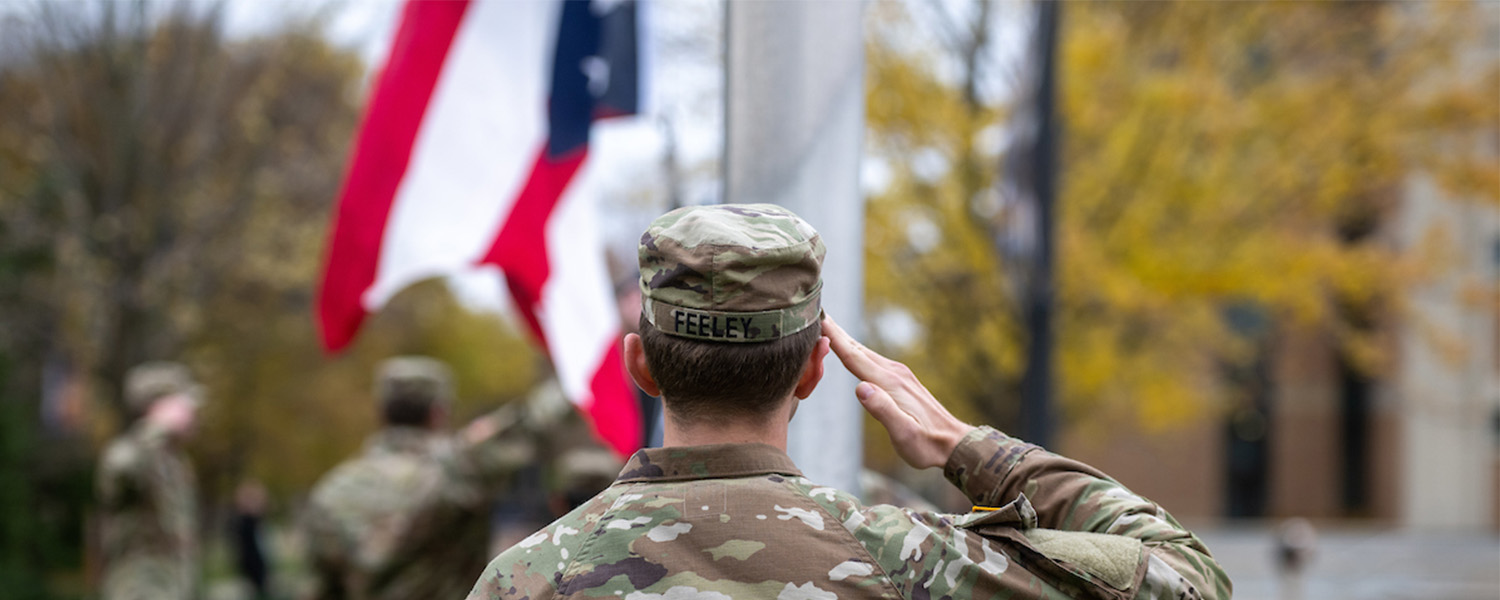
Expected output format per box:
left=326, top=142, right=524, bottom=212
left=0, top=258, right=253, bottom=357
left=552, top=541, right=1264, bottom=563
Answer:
left=723, top=0, right=867, bottom=495
left=1019, top=0, right=1059, bottom=449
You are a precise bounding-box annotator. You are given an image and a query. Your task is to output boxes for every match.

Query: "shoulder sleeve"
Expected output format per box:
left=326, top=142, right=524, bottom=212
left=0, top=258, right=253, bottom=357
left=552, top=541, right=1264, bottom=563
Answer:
left=96, top=439, right=146, bottom=507
left=300, top=492, right=346, bottom=566
left=943, top=426, right=1232, bottom=599
left=301, top=464, right=368, bottom=579
left=466, top=527, right=562, bottom=600
left=811, top=485, right=1015, bottom=600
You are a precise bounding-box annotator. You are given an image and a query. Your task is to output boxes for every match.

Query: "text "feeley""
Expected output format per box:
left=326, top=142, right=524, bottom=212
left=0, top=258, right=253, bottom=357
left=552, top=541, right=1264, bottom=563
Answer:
left=673, top=310, right=760, bottom=340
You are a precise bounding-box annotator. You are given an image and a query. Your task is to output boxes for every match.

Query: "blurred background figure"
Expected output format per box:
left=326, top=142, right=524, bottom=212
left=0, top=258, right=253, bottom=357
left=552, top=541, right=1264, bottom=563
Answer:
left=300, top=357, right=535, bottom=600
left=231, top=480, right=272, bottom=600
left=858, top=469, right=943, bottom=513
left=96, top=362, right=204, bottom=600
left=549, top=448, right=623, bottom=518
left=488, top=380, right=622, bottom=553
left=1275, top=518, right=1317, bottom=600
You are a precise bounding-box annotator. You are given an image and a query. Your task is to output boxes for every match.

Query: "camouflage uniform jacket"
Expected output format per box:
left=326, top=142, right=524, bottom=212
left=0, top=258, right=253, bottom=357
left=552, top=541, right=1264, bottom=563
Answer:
left=97, top=423, right=199, bottom=600
left=304, top=420, right=533, bottom=600
left=468, top=426, right=1231, bottom=599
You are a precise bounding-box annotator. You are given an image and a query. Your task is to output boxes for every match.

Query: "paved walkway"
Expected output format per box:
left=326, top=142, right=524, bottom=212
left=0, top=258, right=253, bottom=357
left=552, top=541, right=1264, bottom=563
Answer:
left=1195, top=526, right=1500, bottom=600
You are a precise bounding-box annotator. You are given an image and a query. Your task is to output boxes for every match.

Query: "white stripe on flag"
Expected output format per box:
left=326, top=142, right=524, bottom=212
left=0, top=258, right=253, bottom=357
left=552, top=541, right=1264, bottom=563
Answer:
left=540, top=159, right=622, bottom=404
left=364, top=0, right=558, bottom=310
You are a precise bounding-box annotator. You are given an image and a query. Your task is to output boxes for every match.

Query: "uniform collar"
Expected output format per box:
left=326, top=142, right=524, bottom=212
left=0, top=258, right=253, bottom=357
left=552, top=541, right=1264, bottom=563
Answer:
left=365, top=426, right=436, bottom=455
left=617, top=443, right=803, bottom=483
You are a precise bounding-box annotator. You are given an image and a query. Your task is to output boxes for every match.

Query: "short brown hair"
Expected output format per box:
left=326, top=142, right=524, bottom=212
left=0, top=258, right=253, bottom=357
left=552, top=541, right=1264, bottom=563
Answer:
left=639, top=315, right=821, bottom=424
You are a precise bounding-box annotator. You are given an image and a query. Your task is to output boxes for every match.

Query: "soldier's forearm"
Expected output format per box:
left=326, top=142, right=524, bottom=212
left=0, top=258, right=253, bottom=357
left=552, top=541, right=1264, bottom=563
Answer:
left=942, top=426, right=1232, bottom=598
left=942, top=426, right=1041, bottom=509
left=450, top=405, right=536, bottom=494
left=459, top=403, right=524, bottom=446
left=943, top=426, right=1201, bottom=539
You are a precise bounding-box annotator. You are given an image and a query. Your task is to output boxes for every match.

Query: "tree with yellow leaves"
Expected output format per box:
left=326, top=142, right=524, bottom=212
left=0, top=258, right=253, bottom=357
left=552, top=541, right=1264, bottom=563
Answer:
left=862, top=0, right=1497, bottom=453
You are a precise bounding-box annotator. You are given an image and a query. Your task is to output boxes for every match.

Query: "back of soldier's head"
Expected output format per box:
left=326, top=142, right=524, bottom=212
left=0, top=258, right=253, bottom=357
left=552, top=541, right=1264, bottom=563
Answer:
left=124, top=361, right=200, bottom=421
left=375, top=356, right=453, bottom=427
left=636, top=204, right=825, bottom=423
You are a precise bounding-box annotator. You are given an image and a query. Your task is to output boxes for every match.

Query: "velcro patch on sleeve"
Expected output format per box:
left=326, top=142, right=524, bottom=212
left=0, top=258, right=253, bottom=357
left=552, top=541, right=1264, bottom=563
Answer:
left=1022, top=528, right=1143, bottom=591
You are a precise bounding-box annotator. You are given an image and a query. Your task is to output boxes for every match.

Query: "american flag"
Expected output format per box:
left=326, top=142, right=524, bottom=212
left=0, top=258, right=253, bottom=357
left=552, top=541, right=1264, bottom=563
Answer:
left=317, top=0, right=642, bottom=457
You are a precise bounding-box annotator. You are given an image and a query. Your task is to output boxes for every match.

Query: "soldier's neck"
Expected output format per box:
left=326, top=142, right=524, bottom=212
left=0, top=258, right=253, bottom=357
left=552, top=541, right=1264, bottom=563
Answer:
left=661, top=398, right=794, bottom=451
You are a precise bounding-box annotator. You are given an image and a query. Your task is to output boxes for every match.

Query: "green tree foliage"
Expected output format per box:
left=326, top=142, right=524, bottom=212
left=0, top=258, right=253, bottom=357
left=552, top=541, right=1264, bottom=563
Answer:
left=863, top=0, right=1497, bottom=452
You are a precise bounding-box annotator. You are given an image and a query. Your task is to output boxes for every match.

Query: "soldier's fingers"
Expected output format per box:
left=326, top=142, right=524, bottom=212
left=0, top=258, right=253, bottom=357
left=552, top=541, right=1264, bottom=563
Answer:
left=826, top=316, right=899, bottom=375
left=857, top=381, right=954, bottom=469
left=855, top=381, right=915, bottom=430
left=823, top=316, right=887, bottom=380
left=827, top=315, right=906, bottom=371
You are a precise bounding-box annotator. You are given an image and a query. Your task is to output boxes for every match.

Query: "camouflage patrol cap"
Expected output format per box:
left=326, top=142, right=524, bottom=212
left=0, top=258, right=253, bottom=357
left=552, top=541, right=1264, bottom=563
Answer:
left=375, top=356, right=454, bottom=407
left=639, top=203, right=825, bottom=343
left=124, top=361, right=201, bottom=414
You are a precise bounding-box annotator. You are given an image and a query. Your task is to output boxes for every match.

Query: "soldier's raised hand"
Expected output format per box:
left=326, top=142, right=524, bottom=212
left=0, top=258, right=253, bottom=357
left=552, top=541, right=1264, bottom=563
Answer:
left=823, top=315, right=973, bottom=470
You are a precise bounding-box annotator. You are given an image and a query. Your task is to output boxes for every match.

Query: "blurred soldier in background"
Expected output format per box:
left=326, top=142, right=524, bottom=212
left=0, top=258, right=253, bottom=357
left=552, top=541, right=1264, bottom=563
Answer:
left=231, top=480, right=272, bottom=599
left=548, top=447, right=622, bottom=518
left=96, top=361, right=204, bottom=600
left=488, top=380, right=620, bottom=552
left=487, top=386, right=555, bottom=554
left=858, top=468, right=944, bottom=513
left=302, top=356, right=539, bottom=600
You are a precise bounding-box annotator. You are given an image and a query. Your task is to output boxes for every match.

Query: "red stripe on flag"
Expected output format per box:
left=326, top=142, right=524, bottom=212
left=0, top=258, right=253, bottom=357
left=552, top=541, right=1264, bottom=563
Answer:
left=480, top=143, right=642, bottom=456
left=316, top=0, right=471, bottom=352
left=587, top=338, right=642, bottom=458
left=480, top=144, right=588, bottom=342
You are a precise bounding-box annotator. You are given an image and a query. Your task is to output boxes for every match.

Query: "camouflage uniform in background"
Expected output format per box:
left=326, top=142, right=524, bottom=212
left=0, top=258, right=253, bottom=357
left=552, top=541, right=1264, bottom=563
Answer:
left=303, top=357, right=538, bottom=600
left=490, top=380, right=620, bottom=553
left=96, top=362, right=202, bottom=600
left=468, top=204, right=1231, bottom=599
left=524, top=380, right=619, bottom=495
left=551, top=446, right=624, bottom=515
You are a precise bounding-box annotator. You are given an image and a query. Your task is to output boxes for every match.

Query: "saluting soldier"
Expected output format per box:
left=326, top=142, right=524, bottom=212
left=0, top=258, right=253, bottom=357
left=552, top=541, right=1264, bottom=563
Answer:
left=96, top=361, right=205, bottom=600
left=302, top=356, right=538, bottom=600
left=467, top=204, right=1232, bottom=599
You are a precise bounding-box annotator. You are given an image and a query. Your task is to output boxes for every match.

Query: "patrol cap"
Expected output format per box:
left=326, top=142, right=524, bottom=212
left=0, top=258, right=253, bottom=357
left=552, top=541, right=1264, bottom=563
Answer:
left=124, top=361, right=201, bottom=414
left=375, top=356, right=454, bottom=407
left=638, top=203, right=825, bottom=343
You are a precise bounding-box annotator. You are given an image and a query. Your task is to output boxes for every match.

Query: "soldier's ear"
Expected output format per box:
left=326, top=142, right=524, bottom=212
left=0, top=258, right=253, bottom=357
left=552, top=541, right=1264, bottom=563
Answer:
left=793, top=335, right=831, bottom=400
left=623, top=333, right=661, bottom=397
